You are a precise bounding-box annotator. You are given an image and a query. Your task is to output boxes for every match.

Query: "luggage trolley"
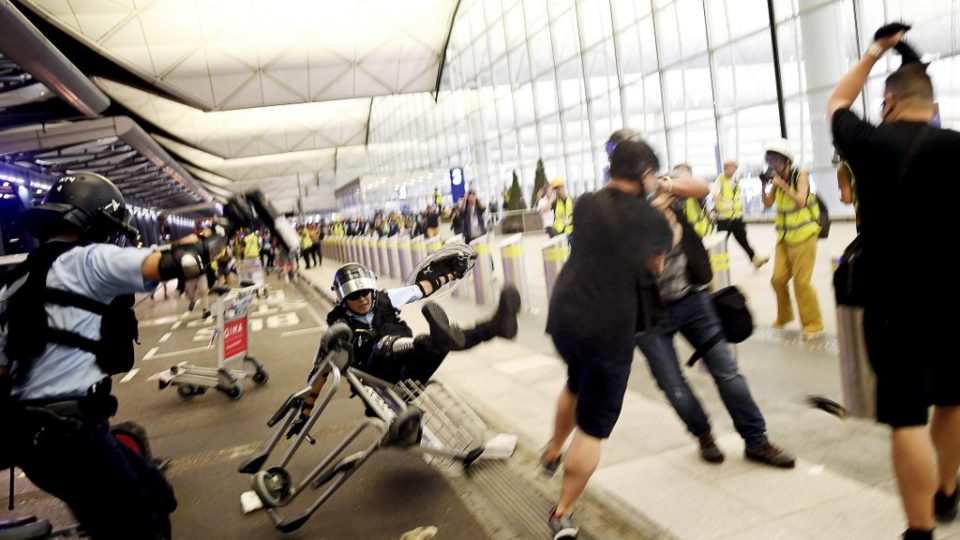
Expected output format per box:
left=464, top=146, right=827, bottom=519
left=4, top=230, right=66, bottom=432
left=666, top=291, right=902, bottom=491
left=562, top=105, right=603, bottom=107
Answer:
left=238, top=258, right=268, bottom=295
left=153, top=286, right=268, bottom=400
left=238, top=324, right=516, bottom=533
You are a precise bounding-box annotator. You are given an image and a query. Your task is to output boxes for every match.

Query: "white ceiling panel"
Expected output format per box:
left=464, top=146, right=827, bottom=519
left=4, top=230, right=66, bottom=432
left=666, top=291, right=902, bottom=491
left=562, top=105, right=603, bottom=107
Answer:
left=25, top=0, right=457, bottom=109
left=19, top=0, right=460, bottom=205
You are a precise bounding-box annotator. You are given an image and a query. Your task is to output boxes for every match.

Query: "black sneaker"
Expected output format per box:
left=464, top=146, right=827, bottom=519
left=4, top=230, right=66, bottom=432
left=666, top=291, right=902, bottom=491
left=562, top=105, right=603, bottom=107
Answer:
left=547, top=508, right=578, bottom=540
left=489, top=286, right=521, bottom=339
left=902, top=528, right=934, bottom=540
left=698, top=435, right=725, bottom=464
left=935, top=478, right=959, bottom=522
left=422, top=302, right=466, bottom=352
left=745, top=442, right=795, bottom=469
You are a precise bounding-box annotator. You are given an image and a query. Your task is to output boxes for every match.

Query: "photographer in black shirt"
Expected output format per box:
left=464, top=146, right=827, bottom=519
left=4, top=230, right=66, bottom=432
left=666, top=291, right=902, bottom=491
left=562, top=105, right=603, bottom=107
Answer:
left=828, top=25, right=960, bottom=540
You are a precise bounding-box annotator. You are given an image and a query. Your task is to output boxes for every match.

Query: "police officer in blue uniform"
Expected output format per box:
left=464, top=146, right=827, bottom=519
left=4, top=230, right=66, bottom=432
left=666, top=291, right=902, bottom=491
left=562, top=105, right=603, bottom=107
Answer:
left=0, top=172, right=228, bottom=539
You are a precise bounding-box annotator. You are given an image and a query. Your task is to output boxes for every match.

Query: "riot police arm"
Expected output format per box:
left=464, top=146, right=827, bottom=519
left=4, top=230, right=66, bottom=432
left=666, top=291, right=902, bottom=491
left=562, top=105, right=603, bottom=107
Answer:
left=414, top=255, right=470, bottom=297
left=144, top=189, right=299, bottom=282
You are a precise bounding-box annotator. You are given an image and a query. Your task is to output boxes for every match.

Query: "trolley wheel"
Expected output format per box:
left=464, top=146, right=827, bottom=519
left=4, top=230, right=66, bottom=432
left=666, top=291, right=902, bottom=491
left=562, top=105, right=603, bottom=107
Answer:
left=389, top=407, right=423, bottom=447
left=177, top=384, right=198, bottom=400
left=252, top=467, right=293, bottom=508
left=252, top=370, right=269, bottom=385
left=227, top=384, right=244, bottom=401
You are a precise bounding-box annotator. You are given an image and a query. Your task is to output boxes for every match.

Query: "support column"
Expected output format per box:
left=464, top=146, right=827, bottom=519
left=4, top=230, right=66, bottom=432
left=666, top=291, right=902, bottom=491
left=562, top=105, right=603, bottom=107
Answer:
left=798, top=0, right=846, bottom=215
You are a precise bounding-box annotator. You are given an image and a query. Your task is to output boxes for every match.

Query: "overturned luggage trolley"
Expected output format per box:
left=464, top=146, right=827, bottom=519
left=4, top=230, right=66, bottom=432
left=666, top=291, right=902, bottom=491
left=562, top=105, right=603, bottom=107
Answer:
left=238, top=324, right=515, bottom=533
left=153, top=285, right=268, bottom=400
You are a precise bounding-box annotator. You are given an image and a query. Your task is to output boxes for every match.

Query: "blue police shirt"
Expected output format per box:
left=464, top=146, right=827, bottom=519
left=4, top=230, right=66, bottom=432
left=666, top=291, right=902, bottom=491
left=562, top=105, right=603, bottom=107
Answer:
left=0, top=242, right=156, bottom=400
left=344, top=285, right=423, bottom=326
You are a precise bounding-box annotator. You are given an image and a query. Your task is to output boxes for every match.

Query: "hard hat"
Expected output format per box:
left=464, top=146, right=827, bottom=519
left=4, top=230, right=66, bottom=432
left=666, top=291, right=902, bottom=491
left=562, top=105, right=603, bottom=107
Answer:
left=764, top=138, right=794, bottom=162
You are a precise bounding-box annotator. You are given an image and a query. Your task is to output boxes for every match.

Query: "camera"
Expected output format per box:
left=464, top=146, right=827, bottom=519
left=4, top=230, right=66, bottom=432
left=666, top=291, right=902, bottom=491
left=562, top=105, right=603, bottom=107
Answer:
left=759, top=168, right=775, bottom=183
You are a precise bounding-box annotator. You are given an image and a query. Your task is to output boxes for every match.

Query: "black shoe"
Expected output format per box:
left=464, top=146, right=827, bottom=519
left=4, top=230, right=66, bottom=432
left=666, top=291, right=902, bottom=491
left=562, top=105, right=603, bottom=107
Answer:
left=935, top=478, right=959, bottom=522
left=902, top=528, right=934, bottom=540
left=745, top=442, right=795, bottom=469
left=422, top=302, right=466, bottom=352
left=489, top=286, right=521, bottom=339
left=698, top=435, right=725, bottom=464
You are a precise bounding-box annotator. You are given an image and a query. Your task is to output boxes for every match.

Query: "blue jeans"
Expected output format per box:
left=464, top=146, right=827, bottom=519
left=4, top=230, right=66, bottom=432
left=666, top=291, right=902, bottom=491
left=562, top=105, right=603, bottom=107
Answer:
left=636, top=290, right=767, bottom=448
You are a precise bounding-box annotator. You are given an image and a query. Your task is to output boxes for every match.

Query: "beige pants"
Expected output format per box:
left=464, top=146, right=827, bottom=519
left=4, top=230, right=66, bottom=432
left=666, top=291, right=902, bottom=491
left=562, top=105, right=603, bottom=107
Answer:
left=771, top=235, right=823, bottom=334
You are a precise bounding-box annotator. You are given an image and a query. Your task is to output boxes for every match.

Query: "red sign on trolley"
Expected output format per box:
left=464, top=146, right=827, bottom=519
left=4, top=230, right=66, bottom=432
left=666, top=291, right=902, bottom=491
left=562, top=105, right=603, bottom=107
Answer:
left=223, top=316, right=248, bottom=360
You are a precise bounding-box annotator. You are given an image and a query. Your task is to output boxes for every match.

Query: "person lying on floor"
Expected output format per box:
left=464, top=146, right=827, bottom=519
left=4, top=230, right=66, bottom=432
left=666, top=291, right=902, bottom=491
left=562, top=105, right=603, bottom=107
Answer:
left=287, top=260, right=520, bottom=436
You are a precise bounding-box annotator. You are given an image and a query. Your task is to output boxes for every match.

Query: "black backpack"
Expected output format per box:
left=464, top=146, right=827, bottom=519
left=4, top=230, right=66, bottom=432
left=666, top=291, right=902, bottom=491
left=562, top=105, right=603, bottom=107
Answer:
left=686, top=286, right=753, bottom=366
left=816, top=194, right=831, bottom=239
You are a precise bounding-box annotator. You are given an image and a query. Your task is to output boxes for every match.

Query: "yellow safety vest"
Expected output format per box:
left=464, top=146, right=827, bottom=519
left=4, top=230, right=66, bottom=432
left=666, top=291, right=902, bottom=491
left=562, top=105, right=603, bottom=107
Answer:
left=714, top=175, right=743, bottom=220
left=552, top=196, right=573, bottom=235
left=774, top=168, right=821, bottom=245
left=242, top=234, right=260, bottom=259
left=333, top=223, right=345, bottom=236
left=684, top=198, right=713, bottom=238
left=300, top=231, right=313, bottom=250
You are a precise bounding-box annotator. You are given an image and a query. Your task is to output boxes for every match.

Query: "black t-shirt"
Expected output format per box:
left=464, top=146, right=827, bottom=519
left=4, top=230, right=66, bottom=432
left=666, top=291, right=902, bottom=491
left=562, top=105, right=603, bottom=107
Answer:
left=545, top=188, right=672, bottom=351
left=831, top=108, right=960, bottom=307
left=425, top=211, right=440, bottom=228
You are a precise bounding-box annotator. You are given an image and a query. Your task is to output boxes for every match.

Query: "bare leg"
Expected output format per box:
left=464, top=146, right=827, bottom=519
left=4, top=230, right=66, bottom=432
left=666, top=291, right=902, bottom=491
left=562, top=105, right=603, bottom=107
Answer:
left=545, top=385, right=577, bottom=461
left=893, top=426, right=937, bottom=531
left=555, top=432, right=602, bottom=517
left=932, top=405, right=960, bottom=495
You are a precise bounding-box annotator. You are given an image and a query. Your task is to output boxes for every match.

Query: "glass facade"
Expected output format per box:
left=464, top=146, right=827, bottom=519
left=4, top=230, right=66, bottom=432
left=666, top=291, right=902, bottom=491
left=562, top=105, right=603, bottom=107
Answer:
left=345, top=0, right=959, bottom=217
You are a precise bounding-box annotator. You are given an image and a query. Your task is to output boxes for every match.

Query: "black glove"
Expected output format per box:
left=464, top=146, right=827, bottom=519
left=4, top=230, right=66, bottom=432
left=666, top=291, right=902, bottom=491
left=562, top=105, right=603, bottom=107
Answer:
left=447, top=255, right=473, bottom=279
left=286, top=416, right=307, bottom=439
left=873, top=22, right=911, bottom=41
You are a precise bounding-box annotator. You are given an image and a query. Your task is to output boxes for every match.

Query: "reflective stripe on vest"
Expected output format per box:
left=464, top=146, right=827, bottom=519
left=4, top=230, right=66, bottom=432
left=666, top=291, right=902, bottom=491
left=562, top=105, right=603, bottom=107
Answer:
left=715, top=175, right=743, bottom=220
left=774, top=168, right=821, bottom=245
left=553, top=196, right=573, bottom=234
left=685, top=198, right=712, bottom=238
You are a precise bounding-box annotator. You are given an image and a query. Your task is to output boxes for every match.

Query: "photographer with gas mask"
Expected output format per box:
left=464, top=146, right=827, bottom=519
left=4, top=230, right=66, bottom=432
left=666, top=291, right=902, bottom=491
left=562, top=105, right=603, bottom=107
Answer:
left=760, top=139, right=824, bottom=341
left=828, top=24, right=960, bottom=540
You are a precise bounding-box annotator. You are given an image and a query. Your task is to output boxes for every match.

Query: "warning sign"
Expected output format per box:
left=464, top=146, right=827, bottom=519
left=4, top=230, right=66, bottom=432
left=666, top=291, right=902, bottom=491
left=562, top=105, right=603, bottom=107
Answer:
left=223, top=316, right=248, bottom=360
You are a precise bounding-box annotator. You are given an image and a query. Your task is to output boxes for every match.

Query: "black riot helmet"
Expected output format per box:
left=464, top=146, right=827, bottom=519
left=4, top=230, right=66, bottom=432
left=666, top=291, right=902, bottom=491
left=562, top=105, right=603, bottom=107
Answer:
left=21, top=172, right=139, bottom=243
left=331, top=263, right=379, bottom=304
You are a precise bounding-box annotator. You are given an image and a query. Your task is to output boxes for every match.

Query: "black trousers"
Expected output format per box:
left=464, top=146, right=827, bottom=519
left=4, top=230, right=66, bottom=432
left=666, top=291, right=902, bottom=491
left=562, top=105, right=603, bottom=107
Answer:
left=716, top=218, right=755, bottom=260
left=11, top=408, right=176, bottom=539
left=360, top=337, right=448, bottom=384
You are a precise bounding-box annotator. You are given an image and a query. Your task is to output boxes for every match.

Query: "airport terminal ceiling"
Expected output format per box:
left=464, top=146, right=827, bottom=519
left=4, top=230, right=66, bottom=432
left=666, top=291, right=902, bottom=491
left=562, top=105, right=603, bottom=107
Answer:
left=13, top=0, right=462, bottom=212
left=3, top=0, right=959, bottom=215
